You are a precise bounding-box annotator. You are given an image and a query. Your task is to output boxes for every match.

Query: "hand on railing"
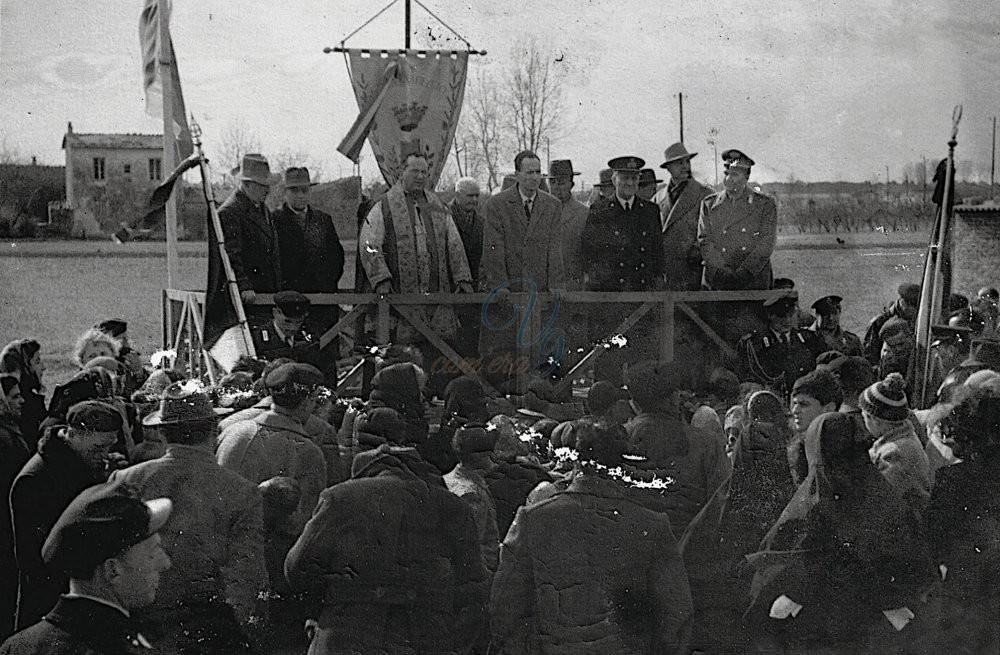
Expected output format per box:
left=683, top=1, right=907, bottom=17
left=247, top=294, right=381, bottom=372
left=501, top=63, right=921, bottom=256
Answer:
left=456, top=282, right=474, bottom=294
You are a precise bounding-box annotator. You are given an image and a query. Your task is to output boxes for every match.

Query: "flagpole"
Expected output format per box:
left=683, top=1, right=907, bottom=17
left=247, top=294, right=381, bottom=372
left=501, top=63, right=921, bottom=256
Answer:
left=190, top=119, right=257, bottom=364
left=158, top=0, right=179, bottom=290
left=919, top=105, right=962, bottom=405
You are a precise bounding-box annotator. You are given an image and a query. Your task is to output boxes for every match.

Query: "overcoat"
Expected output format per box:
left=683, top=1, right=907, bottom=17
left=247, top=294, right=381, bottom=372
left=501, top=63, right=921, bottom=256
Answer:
left=697, top=188, right=777, bottom=290
left=652, top=180, right=715, bottom=291
left=217, top=188, right=282, bottom=293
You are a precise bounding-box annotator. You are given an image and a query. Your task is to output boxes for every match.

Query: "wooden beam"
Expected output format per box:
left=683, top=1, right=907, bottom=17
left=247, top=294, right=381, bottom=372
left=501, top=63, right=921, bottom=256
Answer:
left=317, top=305, right=368, bottom=350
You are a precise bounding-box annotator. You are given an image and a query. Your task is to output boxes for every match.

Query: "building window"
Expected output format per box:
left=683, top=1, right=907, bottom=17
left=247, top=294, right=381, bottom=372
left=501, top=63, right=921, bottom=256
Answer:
left=148, top=158, right=162, bottom=181
left=123, top=163, right=131, bottom=175
left=93, top=157, right=106, bottom=180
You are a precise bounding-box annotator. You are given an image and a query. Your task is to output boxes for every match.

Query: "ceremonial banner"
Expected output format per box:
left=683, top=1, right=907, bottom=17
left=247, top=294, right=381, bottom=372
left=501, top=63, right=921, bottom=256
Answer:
left=342, top=49, right=469, bottom=188
left=139, top=0, right=193, bottom=161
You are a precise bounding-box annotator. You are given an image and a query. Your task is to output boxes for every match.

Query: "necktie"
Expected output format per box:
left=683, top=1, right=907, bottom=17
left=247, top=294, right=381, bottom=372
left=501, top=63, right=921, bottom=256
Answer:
left=524, top=200, right=532, bottom=219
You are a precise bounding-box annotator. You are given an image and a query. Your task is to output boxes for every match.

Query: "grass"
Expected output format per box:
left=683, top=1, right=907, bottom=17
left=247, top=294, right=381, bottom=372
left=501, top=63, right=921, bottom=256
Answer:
left=1, top=237, right=930, bottom=392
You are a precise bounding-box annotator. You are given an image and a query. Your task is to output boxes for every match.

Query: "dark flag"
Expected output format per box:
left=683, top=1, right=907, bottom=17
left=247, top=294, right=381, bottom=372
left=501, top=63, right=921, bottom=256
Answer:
left=114, top=155, right=200, bottom=242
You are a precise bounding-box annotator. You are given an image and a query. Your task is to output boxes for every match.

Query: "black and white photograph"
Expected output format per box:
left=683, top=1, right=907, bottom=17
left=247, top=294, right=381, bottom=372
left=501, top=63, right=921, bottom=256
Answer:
left=2, top=0, right=1000, bottom=652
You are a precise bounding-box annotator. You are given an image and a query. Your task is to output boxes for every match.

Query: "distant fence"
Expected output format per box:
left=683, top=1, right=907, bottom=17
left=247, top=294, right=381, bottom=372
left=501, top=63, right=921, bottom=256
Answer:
left=776, top=198, right=935, bottom=234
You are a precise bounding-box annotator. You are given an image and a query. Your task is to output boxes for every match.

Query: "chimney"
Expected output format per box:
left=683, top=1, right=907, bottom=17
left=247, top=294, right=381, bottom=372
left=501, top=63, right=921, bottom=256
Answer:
left=31, top=156, right=37, bottom=166
left=67, top=121, right=73, bottom=134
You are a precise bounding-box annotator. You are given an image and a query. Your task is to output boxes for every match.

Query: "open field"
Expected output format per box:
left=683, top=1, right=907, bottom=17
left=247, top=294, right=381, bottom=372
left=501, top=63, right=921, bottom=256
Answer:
left=2, top=235, right=932, bottom=391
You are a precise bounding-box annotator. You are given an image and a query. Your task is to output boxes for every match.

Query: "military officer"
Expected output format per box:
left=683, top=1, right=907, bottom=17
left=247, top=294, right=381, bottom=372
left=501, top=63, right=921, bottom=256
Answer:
left=736, top=295, right=826, bottom=401
left=580, top=156, right=665, bottom=383
left=807, top=295, right=864, bottom=356
left=697, top=149, right=777, bottom=290
left=251, top=290, right=337, bottom=387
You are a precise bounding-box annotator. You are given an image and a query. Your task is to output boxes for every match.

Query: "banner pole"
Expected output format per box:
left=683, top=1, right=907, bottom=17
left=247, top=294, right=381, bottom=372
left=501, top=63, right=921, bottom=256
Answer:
left=157, top=0, right=179, bottom=289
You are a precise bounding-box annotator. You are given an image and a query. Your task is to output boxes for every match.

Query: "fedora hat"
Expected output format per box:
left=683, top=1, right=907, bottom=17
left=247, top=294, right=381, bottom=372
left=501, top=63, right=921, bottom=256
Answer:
left=231, top=154, right=280, bottom=186
left=638, top=169, right=663, bottom=186
left=595, top=168, right=614, bottom=188
left=659, top=142, right=697, bottom=168
left=143, top=381, right=232, bottom=427
left=283, top=167, right=318, bottom=188
left=546, top=159, right=580, bottom=178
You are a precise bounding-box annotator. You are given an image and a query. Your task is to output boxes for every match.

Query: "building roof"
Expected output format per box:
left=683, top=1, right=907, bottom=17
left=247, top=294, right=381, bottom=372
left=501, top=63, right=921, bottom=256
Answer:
left=955, top=201, right=1000, bottom=215
left=62, top=132, right=163, bottom=150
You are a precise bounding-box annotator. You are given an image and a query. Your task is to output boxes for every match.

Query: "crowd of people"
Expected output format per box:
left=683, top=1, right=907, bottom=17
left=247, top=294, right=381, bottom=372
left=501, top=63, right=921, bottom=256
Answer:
left=1, top=141, right=999, bottom=654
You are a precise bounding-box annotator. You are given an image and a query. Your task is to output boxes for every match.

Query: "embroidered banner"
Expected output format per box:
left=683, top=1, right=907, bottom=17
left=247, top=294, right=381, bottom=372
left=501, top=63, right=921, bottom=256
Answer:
left=342, top=49, right=469, bottom=188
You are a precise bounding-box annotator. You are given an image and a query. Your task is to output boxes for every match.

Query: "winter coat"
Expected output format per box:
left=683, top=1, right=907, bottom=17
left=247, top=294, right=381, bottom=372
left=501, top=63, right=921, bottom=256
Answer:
left=869, top=422, right=931, bottom=512
left=216, top=409, right=327, bottom=532
left=484, top=456, right=554, bottom=539
left=217, top=188, right=282, bottom=293
left=623, top=412, right=731, bottom=534
left=652, top=178, right=715, bottom=291
left=444, top=464, right=500, bottom=576
left=10, top=430, right=107, bottom=630
left=272, top=202, right=345, bottom=293
left=491, top=473, right=693, bottom=654
left=697, top=188, right=777, bottom=290
left=284, top=445, right=489, bottom=655
left=110, top=444, right=266, bottom=648
left=0, top=596, right=149, bottom=655
left=0, top=414, right=31, bottom=638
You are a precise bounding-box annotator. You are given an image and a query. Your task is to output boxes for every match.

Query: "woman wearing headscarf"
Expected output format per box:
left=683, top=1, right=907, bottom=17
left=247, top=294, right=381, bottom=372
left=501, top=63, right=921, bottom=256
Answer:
left=0, top=375, right=32, bottom=639
left=0, top=339, right=46, bottom=452
left=901, top=386, right=1000, bottom=654
left=745, top=412, right=933, bottom=654
left=429, top=376, right=491, bottom=474
left=44, top=367, right=135, bottom=461
left=354, top=363, right=432, bottom=464
left=680, top=390, right=796, bottom=653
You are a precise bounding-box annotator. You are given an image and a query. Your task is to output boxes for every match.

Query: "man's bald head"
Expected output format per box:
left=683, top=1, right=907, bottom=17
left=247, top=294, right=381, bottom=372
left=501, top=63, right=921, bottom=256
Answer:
left=454, top=177, right=481, bottom=212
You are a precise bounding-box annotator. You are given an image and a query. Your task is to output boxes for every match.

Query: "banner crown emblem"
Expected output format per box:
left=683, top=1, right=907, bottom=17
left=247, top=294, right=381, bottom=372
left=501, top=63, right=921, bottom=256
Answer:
left=392, top=101, right=429, bottom=132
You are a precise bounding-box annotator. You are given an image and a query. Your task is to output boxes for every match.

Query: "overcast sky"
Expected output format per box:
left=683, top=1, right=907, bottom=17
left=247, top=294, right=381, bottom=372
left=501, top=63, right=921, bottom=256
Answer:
left=2, top=0, right=998, bottom=186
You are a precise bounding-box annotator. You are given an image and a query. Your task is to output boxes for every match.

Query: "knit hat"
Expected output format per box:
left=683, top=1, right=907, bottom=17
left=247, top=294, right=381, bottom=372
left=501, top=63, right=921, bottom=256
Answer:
left=859, top=372, right=909, bottom=421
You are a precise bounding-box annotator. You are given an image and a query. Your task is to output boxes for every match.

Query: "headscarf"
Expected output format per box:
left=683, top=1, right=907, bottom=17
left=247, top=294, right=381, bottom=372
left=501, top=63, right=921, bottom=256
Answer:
left=46, top=367, right=116, bottom=420
left=442, top=376, right=489, bottom=425
left=367, top=363, right=428, bottom=444
left=0, top=339, right=42, bottom=391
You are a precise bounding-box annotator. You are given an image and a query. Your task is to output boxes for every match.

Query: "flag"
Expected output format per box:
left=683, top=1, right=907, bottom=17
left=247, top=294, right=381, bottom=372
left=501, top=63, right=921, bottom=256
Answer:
left=114, top=154, right=200, bottom=241
left=337, top=62, right=398, bottom=163
left=139, top=0, right=193, bottom=162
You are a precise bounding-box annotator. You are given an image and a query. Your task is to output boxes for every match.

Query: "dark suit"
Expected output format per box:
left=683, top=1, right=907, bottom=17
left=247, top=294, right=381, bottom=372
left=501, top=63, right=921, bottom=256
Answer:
left=580, top=196, right=665, bottom=383
left=272, top=203, right=344, bottom=294
left=449, top=200, right=484, bottom=359
left=217, top=189, right=282, bottom=294
left=653, top=179, right=715, bottom=291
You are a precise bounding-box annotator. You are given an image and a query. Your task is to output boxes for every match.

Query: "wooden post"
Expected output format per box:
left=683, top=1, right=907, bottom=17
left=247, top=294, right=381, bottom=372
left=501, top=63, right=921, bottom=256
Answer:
left=158, top=0, right=179, bottom=290
left=678, top=92, right=684, bottom=144
left=659, top=298, right=674, bottom=361
left=404, top=0, right=411, bottom=49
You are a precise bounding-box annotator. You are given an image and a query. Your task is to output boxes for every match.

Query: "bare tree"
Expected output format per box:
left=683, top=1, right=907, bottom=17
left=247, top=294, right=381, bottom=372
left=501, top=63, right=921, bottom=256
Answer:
left=214, top=118, right=262, bottom=175
left=504, top=38, right=564, bottom=154
left=461, top=69, right=510, bottom=192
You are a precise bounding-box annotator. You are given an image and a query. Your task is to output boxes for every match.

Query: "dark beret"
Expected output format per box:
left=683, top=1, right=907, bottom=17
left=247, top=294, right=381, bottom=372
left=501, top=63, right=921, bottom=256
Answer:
left=273, top=290, right=310, bottom=316
left=452, top=424, right=497, bottom=455
left=94, top=319, right=127, bottom=337
left=265, top=363, right=323, bottom=392
left=43, top=481, right=171, bottom=576
left=66, top=400, right=123, bottom=432
left=811, top=295, right=843, bottom=315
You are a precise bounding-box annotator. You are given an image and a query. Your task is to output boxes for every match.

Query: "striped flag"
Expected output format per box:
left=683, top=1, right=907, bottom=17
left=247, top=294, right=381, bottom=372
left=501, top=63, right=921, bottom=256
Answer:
left=337, top=62, right=398, bottom=163
left=139, top=0, right=193, bottom=161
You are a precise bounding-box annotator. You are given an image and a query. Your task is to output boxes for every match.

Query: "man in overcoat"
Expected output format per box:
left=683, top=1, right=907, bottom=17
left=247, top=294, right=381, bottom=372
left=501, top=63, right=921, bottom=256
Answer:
left=580, top=155, right=665, bottom=384
left=218, top=154, right=283, bottom=307
left=479, top=150, right=566, bottom=389
left=697, top=149, right=777, bottom=291
left=112, top=382, right=265, bottom=654
left=653, top=143, right=716, bottom=291
left=548, top=159, right=590, bottom=369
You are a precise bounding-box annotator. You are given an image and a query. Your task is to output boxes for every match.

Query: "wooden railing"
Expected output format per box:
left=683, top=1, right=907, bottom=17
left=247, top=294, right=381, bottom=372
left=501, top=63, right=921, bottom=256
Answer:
left=163, top=288, right=796, bottom=396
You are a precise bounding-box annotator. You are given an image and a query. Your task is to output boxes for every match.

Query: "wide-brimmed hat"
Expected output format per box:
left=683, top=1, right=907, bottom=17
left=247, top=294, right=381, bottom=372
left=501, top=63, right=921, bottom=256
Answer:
left=638, top=169, right=662, bottom=186
left=143, top=381, right=231, bottom=426
left=546, top=159, right=580, bottom=178
left=595, top=168, right=614, bottom=188
left=283, top=167, right=318, bottom=188
left=659, top=142, right=697, bottom=168
left=231, top=154, right=280, bottom=186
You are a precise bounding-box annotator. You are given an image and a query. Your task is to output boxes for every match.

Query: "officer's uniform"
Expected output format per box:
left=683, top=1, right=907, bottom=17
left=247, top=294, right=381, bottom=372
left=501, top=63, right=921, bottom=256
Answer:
left=251, top=291, right=338, bottom=387
left=807, top=295, right=864, bottom=356
left=697, top=150, right=777, bottom=291
left=580, top=156, right=665, bottom=383
left=737, top=297, right=825, bottom=400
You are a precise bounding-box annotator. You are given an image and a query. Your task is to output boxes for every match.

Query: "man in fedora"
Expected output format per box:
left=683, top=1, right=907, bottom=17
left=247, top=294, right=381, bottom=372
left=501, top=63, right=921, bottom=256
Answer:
left=547, top=159, right=589, bottom=367
left=112, top=382, right=265, bottom=654
left=479, top=149, right=566, bottom=391
left=697, top=148, right=777, bottom=291
left=449, top=178, right=484, bottom=359
left=273, top=167, right=345, bottom=297
left=219, top=154, right=283, bottom=307
left=592, top=168, right=615, bottom=203
left=0, top=481, right=172, bottom=654
left=580, top=156, right=665, bottom=384
left=637, top=168, right=662, bottom=201
left=652, top=142, right=715, bottom=291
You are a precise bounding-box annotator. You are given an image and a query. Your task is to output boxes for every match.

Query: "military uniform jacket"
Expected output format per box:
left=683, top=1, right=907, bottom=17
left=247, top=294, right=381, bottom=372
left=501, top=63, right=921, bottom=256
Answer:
left=697, top=188, right=777, bottom=290
left=807, top=323, right=864, bottom=357
left=0, top=596, right=150, bottom=655
left=250, top=320, right=337, bottom=387
left=736, top=328, right=825, bottom=399
left=272, top=203, right=345, bottom=293
left=580, top=196, right=665, bottom=292
left=653, top=179, right=715, bottom=291
left=217, top=189, right=282, bottom=293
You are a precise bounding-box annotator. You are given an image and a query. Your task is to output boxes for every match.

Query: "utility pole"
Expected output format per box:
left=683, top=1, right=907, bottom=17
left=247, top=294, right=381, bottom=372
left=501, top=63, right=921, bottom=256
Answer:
left=886, top=165, right=890, bottom=203
left=707, top=127, right=719, bottom=187
left=678, top=93, right=684, bottom=144
left=922, top=155, right=927, bottom=206
left=991, top=116, right=996, bottom=201
left=404, top=0, right=411, bottom=49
